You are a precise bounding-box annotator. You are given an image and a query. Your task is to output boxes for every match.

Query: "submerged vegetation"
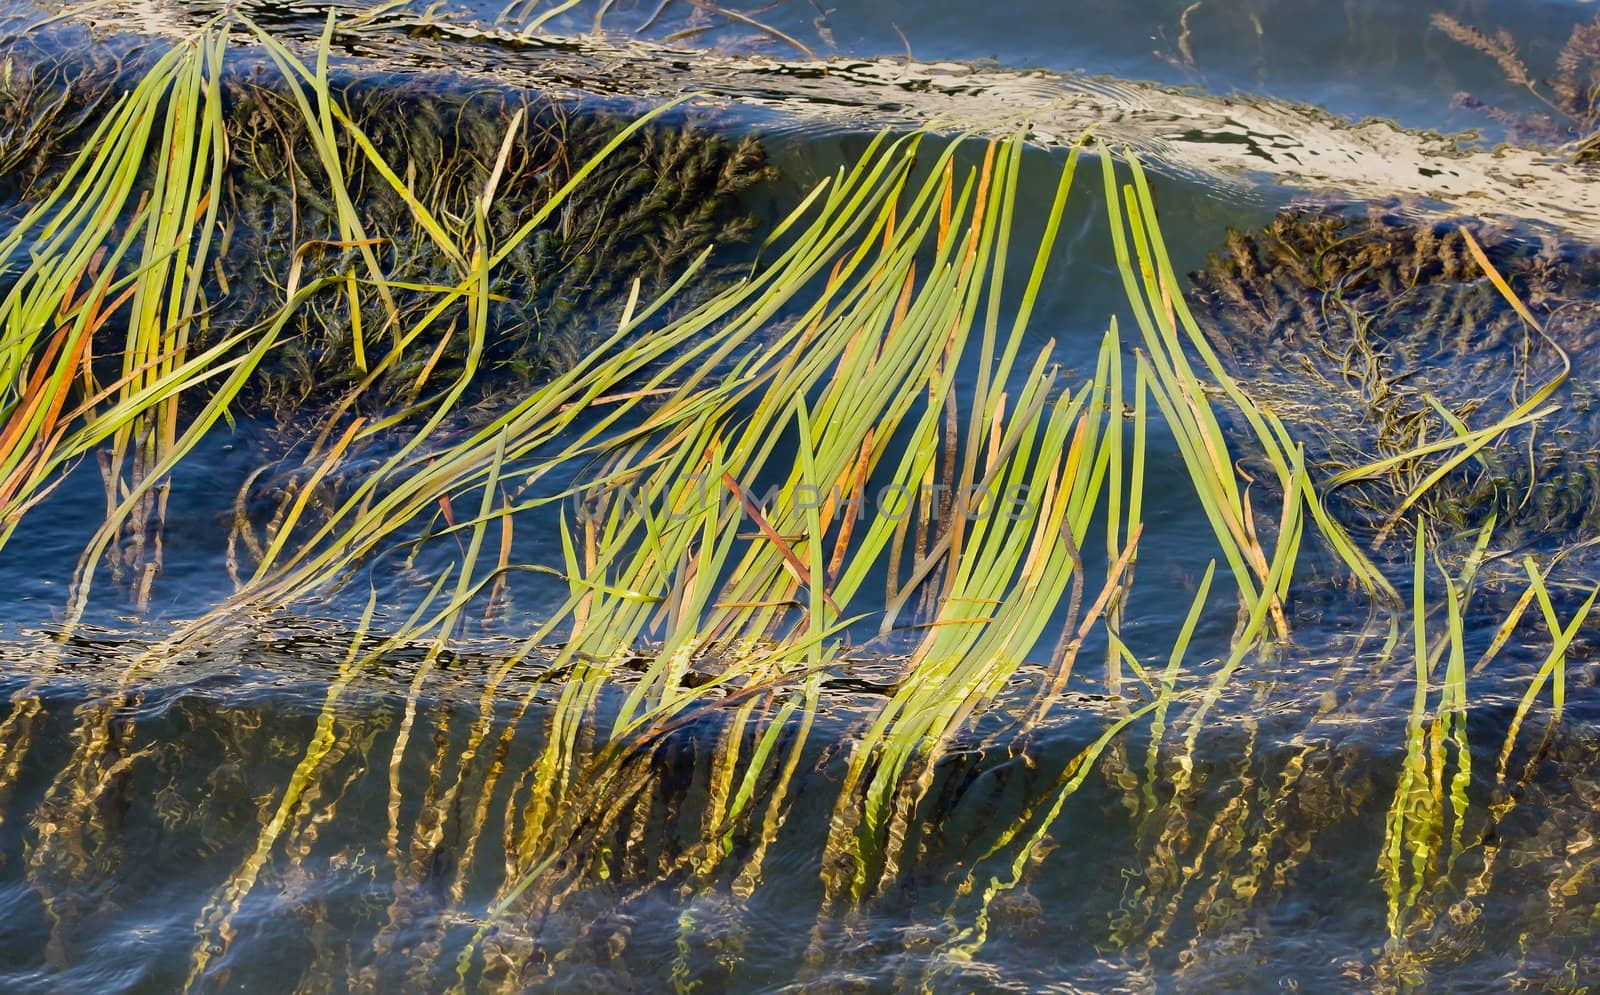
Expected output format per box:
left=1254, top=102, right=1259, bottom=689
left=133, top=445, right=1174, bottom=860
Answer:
left=0, top=11, right=1597, bottom=992
left=1190, top=204, right=1600, bottom=563
left=1436, top=9, right=1600, bottom=160
left=216, top=67, right=773, bottom=414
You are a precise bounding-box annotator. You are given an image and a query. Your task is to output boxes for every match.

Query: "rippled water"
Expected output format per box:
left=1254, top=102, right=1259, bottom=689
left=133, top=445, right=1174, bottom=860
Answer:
left=4, top=0, right=1600, bottom=990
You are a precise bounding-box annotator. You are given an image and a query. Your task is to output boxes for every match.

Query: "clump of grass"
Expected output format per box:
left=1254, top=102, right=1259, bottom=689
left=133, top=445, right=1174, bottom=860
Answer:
left=0, top=14, right=776, bottom=591
left=0, top=27, right=248, bottom=601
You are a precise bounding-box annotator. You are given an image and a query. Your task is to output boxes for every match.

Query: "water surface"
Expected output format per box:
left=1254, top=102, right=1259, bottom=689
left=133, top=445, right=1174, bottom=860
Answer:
left=3, top=0, right=1600, bottom=991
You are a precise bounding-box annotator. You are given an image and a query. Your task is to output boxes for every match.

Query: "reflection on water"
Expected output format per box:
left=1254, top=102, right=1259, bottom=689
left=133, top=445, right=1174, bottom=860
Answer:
left=23, top=0, right=1600, bottom=234
left=3, top=0, right=1600, bottom=991
left=1, top=624, right=1597, bottom=990
left=74, top=0, right=1596, bottom=137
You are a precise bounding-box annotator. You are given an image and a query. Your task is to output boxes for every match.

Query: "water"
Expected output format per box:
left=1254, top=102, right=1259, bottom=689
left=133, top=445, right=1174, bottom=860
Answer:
left=3, top=0, right=1600, bottom=990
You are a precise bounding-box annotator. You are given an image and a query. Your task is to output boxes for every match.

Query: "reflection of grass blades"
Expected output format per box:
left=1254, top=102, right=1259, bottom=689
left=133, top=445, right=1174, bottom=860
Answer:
left=184, top=582, right=411, bottom=988
left=1379, top=522, right=1489, bottom=962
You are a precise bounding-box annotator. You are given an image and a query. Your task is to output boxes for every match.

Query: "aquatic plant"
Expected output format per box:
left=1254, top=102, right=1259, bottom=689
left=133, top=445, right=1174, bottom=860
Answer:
left=0, top=12, right=1596, bottom=992
left=216, top=55, right=773, bottom=419
left=1189, top=202, right=1600, bottom=567
left=1, top=16, right=772, bottom=587
left=0, top=43, right=119, bottom=199
left=1436, top=10, right=1600, bottom=159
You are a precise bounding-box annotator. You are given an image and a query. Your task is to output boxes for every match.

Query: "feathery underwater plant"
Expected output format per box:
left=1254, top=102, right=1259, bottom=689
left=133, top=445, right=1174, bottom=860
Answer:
left=1436, top=10, right=1600, bottom=160
left=1188, top=200, right=1600, bottom=585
